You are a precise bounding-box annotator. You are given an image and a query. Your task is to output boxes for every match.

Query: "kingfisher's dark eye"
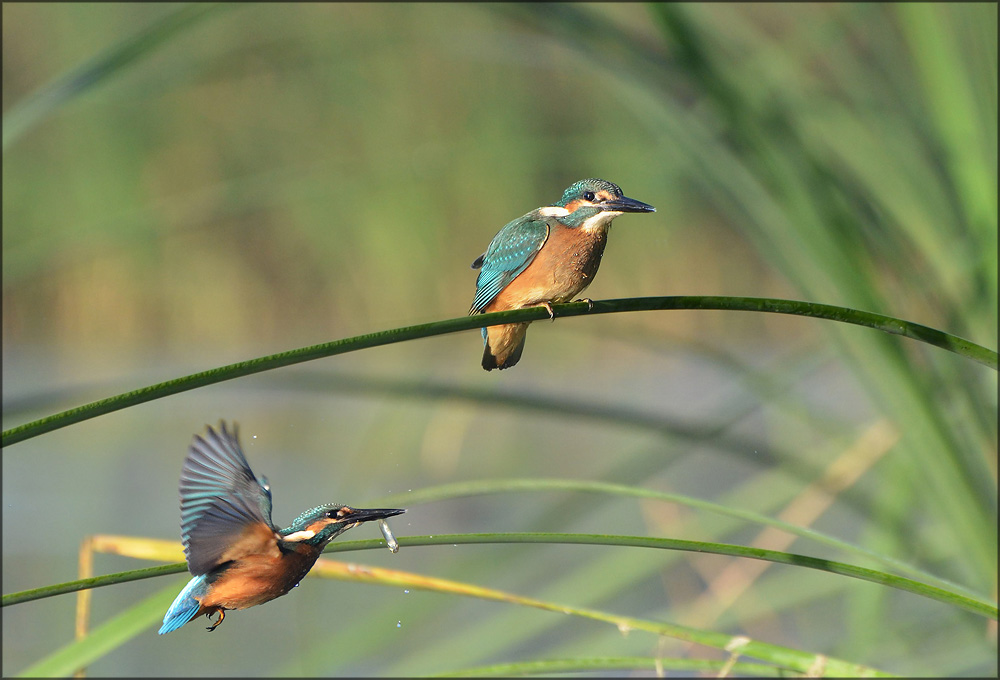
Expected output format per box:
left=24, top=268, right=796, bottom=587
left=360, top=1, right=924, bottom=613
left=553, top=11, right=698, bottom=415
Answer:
left=583, top=191, right=596, bottom=202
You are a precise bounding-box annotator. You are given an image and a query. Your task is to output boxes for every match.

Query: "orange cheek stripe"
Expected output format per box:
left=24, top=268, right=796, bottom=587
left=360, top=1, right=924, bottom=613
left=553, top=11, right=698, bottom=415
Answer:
left=306, top=518, right=339, bottom=533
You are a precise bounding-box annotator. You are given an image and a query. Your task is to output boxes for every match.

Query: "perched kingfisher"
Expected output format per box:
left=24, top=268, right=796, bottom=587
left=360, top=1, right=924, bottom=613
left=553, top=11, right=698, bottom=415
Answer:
left=469, top=178, right=655, bottom=370
left=159, top=421, right=405, bottom=634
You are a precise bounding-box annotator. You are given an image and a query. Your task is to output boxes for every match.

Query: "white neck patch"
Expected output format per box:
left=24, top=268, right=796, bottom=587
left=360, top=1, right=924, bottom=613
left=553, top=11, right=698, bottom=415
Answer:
left=579, top=210, right=622, bottom=232
left=539, top=206, right=570, bottom=217
left=283, top=529, right=317, bottom=542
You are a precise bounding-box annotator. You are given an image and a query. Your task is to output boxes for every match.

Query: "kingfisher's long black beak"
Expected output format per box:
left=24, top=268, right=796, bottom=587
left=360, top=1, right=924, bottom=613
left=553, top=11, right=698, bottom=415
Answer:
left=344, top=507, right=406, bottom=524
left=602, top=195, right=655, bottom=213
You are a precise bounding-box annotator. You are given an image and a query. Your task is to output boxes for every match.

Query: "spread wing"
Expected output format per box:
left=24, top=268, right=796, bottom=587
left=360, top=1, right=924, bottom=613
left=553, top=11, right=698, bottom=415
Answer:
left=470, top=214, right=550, bottom=314
left=179, top=421, right=278, bottom=576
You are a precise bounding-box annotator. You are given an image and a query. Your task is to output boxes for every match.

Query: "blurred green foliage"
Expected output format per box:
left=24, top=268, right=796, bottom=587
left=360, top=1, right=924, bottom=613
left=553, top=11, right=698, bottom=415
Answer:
left=2, top=2, right=996, bottom=677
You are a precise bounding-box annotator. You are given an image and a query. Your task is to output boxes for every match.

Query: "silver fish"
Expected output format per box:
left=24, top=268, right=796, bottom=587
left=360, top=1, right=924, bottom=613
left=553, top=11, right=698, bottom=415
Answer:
left=378, top=518, right=399, bottom=553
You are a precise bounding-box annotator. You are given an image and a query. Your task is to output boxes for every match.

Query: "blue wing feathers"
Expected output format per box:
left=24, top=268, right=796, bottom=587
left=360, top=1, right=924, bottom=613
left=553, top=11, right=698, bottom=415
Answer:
left=470, top=215, right=549, bottom=314
left=179, top=422, right=276, bottom=576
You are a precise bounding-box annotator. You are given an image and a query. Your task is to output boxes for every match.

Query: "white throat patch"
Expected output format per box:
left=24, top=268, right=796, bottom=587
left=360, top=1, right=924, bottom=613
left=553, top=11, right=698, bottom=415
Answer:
left=579, top=210, right=622, bottom=232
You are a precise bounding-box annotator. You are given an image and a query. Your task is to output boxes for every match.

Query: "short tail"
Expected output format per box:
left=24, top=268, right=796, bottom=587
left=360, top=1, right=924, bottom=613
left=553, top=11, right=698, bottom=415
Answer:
left=158, top=575, right=207, bottom=635
left=482, top=323, right=529, bottom=371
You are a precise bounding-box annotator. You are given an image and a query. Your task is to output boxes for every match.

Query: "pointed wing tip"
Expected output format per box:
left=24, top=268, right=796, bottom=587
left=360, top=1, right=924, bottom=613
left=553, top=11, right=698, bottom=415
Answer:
left=202, top=419, right=239, bottom=444
left=187, top=420, right=245, bottom=467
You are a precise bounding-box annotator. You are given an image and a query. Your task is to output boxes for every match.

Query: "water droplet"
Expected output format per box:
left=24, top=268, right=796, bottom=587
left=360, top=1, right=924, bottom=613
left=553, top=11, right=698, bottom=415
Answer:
left=404, top=589, right=409, bottom=594
left=396, top=621, right=402, bottom=628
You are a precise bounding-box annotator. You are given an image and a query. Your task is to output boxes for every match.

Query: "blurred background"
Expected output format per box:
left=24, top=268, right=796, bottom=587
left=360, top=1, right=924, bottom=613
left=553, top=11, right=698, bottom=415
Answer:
left=3, top=3, right=996, bottom=676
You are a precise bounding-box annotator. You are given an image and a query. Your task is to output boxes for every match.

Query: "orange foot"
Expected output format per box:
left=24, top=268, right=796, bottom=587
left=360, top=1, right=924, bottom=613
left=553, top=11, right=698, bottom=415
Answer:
left=206, top=609, right=226, bottom=632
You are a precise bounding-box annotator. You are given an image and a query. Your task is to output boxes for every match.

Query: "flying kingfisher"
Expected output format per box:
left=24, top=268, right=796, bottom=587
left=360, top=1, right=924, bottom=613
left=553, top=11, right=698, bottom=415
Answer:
left=159, top=421, right=405, bottom=634
left=469, top=178, right=655, bottom=370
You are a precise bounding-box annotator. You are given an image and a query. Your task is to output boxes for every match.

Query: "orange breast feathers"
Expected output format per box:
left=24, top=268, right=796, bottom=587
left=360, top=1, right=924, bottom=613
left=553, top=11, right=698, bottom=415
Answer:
left=198, top=544, right=323, bottom=611
left=483, top=221, right=610, bottom=313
